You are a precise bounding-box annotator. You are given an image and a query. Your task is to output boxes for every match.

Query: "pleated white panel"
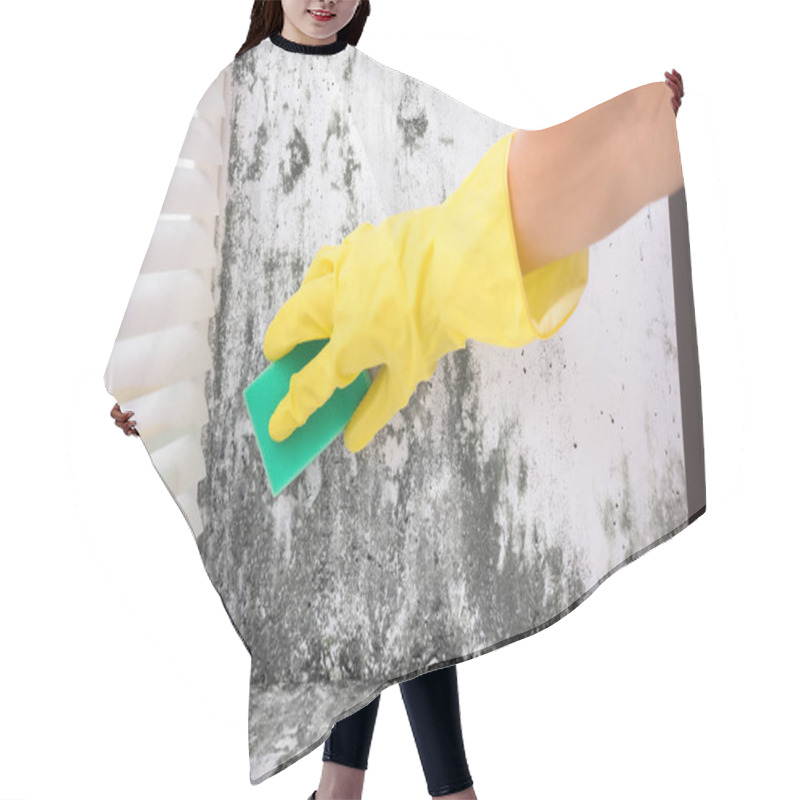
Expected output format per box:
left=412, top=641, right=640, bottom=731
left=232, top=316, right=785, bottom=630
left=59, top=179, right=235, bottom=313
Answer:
left=105, top=66, right=229, bottom=541
left=160, top=166, right=220, bottom=217
left=197, top=72, right=228, bottom=120
left=140, top=219, right=217, bottom=275
left=116, top=271, right=215, bottom=338
left=105, top=324, right=212, bottom=402
left=180, top=116, right=225, bottom=165
left=118, top=378, right=209, bottom=452
left=149, top=432, right=207, bottom=499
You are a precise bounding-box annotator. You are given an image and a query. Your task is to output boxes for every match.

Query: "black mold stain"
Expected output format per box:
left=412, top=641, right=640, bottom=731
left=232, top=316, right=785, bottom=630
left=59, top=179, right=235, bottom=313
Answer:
left=324, top=108, right=362, bottom=203
left=246, top=121, right=269, bottom=182
left=243, top=312, right=254, bottom=354
left=233, top=48, right=259, bottom=94
left=396, top=80, right=429, bottom=151
left=436, top=346, right=588, bottom=642
left=517, top=456, right=528, bottom=497
left=618, top=454, right=634, bottom=533
left=648, top=447, right=687, bottom=534
left=280, top=126, right=311, bottom=194
left=211, top=195, right=237, bottom=402
left=600, top=452, right=634, bottom=542
left=396, top=108, right=429, bottom=150
left=325, top=108, right=344, bottom=142
left=342, top=50, right=354, bottom=82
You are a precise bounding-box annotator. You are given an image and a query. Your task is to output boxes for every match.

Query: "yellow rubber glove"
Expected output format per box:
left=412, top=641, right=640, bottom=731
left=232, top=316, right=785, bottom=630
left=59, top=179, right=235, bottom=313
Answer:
left=263, top=130, right=589, bottom=453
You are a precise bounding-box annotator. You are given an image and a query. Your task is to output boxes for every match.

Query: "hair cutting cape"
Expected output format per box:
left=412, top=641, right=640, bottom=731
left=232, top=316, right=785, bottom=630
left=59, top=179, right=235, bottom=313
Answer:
left=103, top=34, right=705, bottom=785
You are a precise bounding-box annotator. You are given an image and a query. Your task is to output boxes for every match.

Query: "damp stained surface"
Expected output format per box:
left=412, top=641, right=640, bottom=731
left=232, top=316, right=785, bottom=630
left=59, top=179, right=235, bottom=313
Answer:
left=188, top=40, right=694, bottom=784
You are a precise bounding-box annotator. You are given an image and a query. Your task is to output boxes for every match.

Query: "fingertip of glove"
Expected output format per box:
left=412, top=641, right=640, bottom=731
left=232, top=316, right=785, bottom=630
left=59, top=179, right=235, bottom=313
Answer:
left=343, top=431, right=359, bottom=454
left=268, top=409, right=291, bottom=443
left=343, top=425, right=368, bottom=455
left=263, top=340, right=293, bottom=364
left=262, top=333, right=282, bottom=362
left=262, top=314, right=291, bottom=362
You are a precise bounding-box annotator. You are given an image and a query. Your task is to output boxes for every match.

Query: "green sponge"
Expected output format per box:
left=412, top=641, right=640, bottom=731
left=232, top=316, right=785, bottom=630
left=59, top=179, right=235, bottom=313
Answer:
left=243, top=339, right=372, bottom=496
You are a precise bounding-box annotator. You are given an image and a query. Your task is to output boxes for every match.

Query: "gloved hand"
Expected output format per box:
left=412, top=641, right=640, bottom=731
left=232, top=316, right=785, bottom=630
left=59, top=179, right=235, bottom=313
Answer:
left=263, top=130, right=589, bottom=454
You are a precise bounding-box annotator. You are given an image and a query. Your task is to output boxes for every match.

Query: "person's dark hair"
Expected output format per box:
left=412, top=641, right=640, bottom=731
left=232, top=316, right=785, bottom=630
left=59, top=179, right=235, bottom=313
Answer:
left=236, top=1, right=371, bottom=59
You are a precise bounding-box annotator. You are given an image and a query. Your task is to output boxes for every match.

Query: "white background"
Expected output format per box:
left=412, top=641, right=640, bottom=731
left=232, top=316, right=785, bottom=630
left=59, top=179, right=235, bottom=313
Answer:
left=1, top=1, right=797, bottom=798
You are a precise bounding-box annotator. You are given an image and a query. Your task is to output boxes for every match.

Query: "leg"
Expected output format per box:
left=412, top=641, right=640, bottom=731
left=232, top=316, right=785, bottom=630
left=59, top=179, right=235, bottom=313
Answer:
left=400, top=665, right=476, bottom=799
left=508, top=81, right=684, bottom=275
left=317, top=694, right=381, bottom=800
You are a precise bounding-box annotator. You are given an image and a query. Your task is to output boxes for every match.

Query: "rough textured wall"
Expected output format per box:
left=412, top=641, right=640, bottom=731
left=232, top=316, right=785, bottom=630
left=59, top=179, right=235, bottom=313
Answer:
left=194, top=41, right=689, bottom=782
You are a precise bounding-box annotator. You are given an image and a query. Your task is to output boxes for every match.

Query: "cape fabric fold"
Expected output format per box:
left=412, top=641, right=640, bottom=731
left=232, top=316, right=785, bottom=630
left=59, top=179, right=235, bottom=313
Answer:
left=104, top=38, right=705, bottom=785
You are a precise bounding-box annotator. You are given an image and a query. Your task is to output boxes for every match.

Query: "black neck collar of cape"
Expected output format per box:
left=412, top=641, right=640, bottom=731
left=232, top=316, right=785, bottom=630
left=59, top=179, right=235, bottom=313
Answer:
left=270, top=32, right=348, bottom=55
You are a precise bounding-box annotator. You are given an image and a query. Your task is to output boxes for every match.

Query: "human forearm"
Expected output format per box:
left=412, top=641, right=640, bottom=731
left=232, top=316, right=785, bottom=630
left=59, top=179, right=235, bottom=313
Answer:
left=508, top=81, right=684, bottom=276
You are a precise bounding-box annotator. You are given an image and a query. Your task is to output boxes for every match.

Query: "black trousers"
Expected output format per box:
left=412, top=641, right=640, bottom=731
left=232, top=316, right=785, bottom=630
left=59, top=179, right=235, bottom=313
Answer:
left=323, top=664, right=473, bottom=797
